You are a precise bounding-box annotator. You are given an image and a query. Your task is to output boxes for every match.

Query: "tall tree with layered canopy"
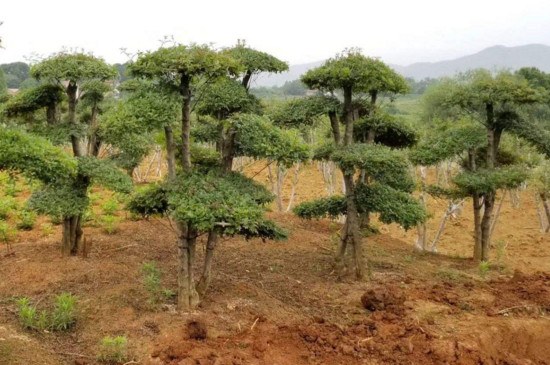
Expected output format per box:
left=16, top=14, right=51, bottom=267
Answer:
left=128, top=44, right=307, bottom=310
left=414, top=70, right=545, bottom=261
left=292, top=50, right=424, bottom=279
left=222, top=40, right=288, bottom=91
left=14, top=53, right=130, bottom=255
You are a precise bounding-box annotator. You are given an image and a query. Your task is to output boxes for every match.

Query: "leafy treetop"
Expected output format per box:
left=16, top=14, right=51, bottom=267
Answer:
left=301, top=49, right=409, bottom=95
left=31, top=53, right=117, bottom=85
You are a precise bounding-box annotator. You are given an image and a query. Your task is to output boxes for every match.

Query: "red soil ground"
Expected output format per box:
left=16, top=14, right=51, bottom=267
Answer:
left=0, top=162, right=549, bottom=364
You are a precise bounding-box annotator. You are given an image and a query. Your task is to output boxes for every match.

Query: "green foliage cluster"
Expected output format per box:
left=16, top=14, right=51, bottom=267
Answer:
left=16, top=293, right=77, bottom=331
left=28, top=182, right=89, bottom=217
left=125, top=184, right=169, bottom=218
left=77, top=157, right=133, bottom=194
left=0, top=221, right=16, bottom=243
left=331, top=144, right=414, bottom=191
left=302, top=49, right=409, bottom=94
left=16, top=210, right=36, bottom=230
left=293, top=184, right=425, bottom=229
left=129, top=44, right=238, bottom=87
left=231, top=114, right=310, bottom=166
left=222, top=43, right=288, bottom=80
left=354, top=113, right=417, bottom=148
left=409, top=120, right=487, bottom=166
left=101, top=215, right=120, bottom=234
left=140, top=261, right=174, bottom=306
left=128, top=170, right=287, bottom=240
left=0, top=128, right=77, bottom=183
left=453, top=166, right=528, bottom=195
left=97, top=336, right=128, bottom=364
left=100, top=198, right=119, bottom=215
left=195, top=77, right=260, bottom=118
left=31, top=53, right=117, bottom=84
left=270, top=95, right=340, bottom=127
left=0, top=196, right=18, bottom=220
left=4, top=84, right=64, bottom=117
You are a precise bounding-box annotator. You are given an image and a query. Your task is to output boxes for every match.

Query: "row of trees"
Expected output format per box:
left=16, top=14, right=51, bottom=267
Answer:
left=2, top=36, right=550, bottom=311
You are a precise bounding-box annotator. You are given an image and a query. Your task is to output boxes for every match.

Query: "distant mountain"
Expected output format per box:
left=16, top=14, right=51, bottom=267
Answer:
left=393, top=44, right=550, bottom=80
left=252, top=44, right=550, bottom=87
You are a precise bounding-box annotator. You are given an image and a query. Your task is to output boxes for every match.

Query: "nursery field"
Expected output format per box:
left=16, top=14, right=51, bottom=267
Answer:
left=0, top=162, right=549, bottom=365
left=2, top=40, right=550, bottom=365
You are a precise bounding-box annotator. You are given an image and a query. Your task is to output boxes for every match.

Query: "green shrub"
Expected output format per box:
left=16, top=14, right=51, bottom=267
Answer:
left=140, top=262, right=162, bottom=305
left=16, top=294, right=77, bottom=331
left=50, top=293, right=77, bottom=331
left=16, top=298, right=37, bottom=329
left=88, top=192, right=102, bottom=204
left=479, top=261, right=490, bottom=279
left=0, top=197, right=18, bottom=220
left=16, top=210, right=36, bottom=231
left=97, top=336, right=128, bottom=364
left=102, top=215, right=119, bottom=234
left=101, top=199, right=119, bottom=215
left=41, top=223, right=54, bottom=236
left=0, top=222, right=16, bottom=243
left=3, top=182, right=19, bottom=197
left=50, top=215, right=63, bottom=225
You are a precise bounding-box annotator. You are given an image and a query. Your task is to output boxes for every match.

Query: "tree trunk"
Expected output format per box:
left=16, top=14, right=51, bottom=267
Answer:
left=338, top=86, right=365, bottom=279
left=275, top=164, right=286, bottom=212
left=88, top=103, right=101, bottom=157
left=286, top=163, right=300, bottom=212
left=164, top=126, right=176, bottom=179
left=415, top=166, right=428, bottom=250
left=61, top=215, right=83, bottom=256
left=541, top=193, right=550, bottom=233
left=342, top=87, right=354, bottom=146
left=180, top=74, right=192, bottom=172
left=473, top=193, right=483, bottom=260
left=46, top=101, right=59, bottom=125
left=342, top=173, right=364, bottom=279
left=242, top=69, right=253, bottom=91
left=221, top=128, right=236, bottom=173
left=328, top=111, right=341, bottom=145
left=196, top=231, right=218, bottom=296
left=489, top=191, right=506, bottom=237
left=176, top=223, right=199, bottom=311
left=535, top=192, right=547, bottom=232
left=480, top=191, right=495, bottom=261
left=66, top=82, right=82, bottom=157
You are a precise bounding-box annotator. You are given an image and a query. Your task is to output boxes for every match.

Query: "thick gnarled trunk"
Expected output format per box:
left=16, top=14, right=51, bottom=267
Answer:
left=176, top=223, right=199, bottom=311
left=335, top=86, right=366, bottom=279
left=62, top=216, right=83, bottom=256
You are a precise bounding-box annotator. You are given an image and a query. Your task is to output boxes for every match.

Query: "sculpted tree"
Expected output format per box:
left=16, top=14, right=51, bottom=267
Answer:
left=128, top=44, right=307, bottom=310
left=222, top=40, right=288, bottom=90
left=129, top=45, right=238, bottom=175
left=414, top=70, right=544, bottom=260
left=4, top=53, right=131, bottom=256
left=292, top=50, right=424, bottom=279
left=31, top=53, right=117, bottom=156
left=101, top=80, right=180, bottom=176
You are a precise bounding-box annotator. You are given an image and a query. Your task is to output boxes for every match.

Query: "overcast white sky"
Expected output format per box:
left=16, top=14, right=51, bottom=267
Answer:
left=1, top=0, right=550, bottom=66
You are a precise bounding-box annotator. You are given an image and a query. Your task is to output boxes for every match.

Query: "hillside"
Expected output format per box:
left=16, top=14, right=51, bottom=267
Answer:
left=253, top=44, right=550, bottom=86
left=394, top=44, right=550, bottom=80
